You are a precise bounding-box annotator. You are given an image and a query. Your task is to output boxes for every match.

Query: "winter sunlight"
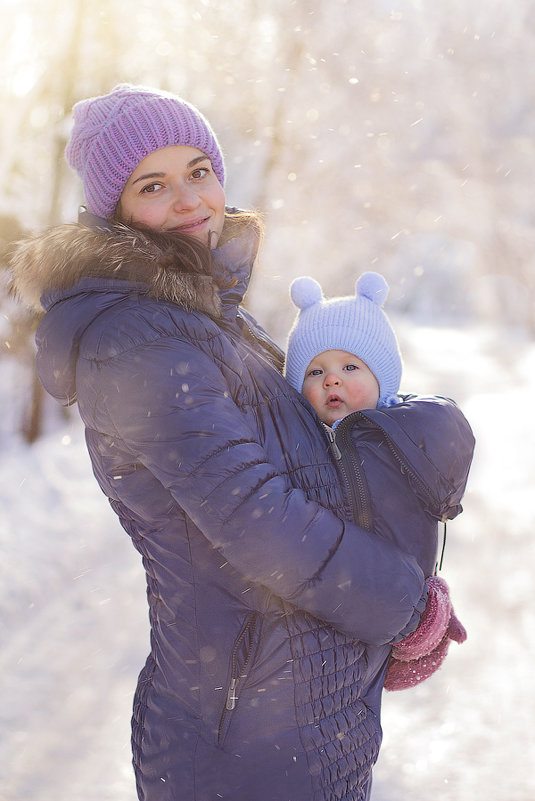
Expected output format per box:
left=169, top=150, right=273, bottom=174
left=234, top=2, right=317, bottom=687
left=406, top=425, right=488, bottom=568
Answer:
left=1, top=2, right=534, bottom=800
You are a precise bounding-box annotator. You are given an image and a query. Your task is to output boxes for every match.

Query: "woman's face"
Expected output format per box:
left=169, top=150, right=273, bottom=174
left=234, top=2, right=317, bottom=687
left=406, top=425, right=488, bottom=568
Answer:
left=118, top=145, right=226, bottom=247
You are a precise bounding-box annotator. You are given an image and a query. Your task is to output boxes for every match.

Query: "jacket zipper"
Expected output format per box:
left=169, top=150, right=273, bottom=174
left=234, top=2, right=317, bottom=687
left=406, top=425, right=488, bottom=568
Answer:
left=328, top=412, right=447, bottom=566
left=218, top=611, right=259, bottom=741
left=352, top=412, right=439, bottom=511
left=325, top=425, right=373, bottom=532
left=364, top=417, right=449, bottom=572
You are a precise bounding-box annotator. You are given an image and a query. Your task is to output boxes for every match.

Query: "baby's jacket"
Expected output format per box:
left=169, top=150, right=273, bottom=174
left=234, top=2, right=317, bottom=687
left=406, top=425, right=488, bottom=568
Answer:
left=325, top=395, right=475, bottom=577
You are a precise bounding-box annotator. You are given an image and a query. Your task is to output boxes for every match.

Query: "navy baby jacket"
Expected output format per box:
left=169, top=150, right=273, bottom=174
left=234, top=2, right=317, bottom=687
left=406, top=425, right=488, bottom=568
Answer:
left=327, top=399, right=474, bottom=579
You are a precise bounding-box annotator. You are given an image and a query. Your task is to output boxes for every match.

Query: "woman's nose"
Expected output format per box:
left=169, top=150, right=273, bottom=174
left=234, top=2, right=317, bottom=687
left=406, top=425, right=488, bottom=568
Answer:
left=172, top=184, right=201, bottom=211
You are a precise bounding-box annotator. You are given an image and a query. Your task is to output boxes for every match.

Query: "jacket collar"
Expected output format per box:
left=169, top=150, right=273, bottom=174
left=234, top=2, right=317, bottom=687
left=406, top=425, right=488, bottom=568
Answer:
left=10, top=208, right=259, bottom=321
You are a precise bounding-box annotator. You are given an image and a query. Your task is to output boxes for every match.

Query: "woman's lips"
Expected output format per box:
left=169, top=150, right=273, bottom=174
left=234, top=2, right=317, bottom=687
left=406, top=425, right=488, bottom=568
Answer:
left=172, top=216, right=210, bottom=233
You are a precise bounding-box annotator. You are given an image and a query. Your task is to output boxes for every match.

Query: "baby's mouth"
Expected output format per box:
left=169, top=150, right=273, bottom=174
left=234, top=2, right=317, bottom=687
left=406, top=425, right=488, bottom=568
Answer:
left=326, top=394, right=342, bottom=407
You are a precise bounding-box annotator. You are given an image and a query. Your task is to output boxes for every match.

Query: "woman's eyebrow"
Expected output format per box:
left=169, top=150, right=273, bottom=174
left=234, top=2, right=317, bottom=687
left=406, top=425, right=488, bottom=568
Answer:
left=187, top=155, right=210, bottom=168
left=130, top=156, right=210, bottom=186
left=131, top=171, right=165, bottom=186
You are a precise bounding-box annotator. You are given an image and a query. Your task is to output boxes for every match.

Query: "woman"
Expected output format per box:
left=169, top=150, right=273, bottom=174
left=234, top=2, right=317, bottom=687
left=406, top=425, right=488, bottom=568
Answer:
left=11, top=84, right=431, bottom=801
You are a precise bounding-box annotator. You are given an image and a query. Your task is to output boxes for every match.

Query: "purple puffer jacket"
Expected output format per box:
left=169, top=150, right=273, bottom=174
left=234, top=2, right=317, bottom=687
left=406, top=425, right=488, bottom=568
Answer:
left=11, top=216, right=429, bottom=801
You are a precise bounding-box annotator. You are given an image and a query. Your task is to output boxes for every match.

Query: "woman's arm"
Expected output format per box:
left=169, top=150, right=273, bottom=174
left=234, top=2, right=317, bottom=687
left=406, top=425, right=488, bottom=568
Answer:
left=97, top=338, right=426, bottom=644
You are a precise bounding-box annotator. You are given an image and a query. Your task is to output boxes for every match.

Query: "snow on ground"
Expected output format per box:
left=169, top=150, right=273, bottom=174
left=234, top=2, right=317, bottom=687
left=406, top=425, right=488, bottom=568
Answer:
left=1, top=322, right=534, bottom=801
left=372, top=323, right=535, bottom=801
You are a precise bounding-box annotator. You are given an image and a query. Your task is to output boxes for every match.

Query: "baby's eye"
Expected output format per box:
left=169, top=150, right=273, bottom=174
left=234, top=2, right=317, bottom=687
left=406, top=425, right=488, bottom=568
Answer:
left=344, top=364, right=358, bottom=371
left=308, top=368, right=323, bottom=377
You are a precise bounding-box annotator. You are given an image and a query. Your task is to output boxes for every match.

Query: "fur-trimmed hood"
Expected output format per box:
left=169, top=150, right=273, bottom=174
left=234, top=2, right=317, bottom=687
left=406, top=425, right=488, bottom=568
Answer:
left=10, top=212, right=259, bottom=318
left=9, top=213, right=263, bottom=407
left=10, top=222, right=225, bottom=317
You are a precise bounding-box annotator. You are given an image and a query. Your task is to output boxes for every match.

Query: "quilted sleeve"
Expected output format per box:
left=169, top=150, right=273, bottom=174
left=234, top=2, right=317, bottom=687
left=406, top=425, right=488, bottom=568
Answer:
left=97, top=337, right=426, bottom=645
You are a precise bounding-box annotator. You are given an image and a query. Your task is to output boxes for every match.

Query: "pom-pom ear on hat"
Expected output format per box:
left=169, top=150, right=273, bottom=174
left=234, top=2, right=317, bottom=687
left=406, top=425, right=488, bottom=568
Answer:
left=356, top=271, right=389, bottom=307
left=284, top=271, right=402, bottom=407
left=290, top=276, right=324, bottom=310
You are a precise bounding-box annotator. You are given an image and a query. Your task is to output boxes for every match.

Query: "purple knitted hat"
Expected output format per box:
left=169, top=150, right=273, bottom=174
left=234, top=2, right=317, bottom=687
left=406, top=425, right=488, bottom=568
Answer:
left=65, top=83, right=225, bottom=220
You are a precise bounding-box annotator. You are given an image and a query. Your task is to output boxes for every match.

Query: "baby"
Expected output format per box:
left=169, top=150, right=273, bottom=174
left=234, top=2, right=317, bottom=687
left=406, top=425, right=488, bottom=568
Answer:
left=284, top=272, right=474, bottom=689
left=285, top=272, right=401, bottom=422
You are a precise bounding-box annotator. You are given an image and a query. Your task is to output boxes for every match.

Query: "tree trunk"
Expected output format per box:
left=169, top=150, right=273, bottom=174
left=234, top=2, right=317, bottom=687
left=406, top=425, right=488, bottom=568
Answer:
left=22, top=368, right=45, bottom=445
left=21, top=0, right=85, bottom=442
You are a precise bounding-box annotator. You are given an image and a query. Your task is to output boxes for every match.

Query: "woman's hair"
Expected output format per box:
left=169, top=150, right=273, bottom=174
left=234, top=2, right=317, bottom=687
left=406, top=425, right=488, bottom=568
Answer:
left=219, top=208, right=264, bottom=248
left=112, top=207, right=264, bottom=287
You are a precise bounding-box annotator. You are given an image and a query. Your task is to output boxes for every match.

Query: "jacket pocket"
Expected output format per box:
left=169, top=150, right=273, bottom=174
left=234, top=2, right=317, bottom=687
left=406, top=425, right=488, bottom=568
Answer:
left=217, top=611, right=260, bottom=747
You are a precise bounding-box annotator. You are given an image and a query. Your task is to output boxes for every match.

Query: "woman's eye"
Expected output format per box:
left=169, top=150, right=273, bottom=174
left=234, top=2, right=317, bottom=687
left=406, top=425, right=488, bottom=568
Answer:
left=191, top=167, right=210, bottom=180
left=141, top=182, right=163, bottom=194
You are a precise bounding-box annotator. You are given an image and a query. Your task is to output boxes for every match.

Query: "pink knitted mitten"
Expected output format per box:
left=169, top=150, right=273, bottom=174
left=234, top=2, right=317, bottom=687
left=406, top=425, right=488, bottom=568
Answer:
left=391, top=576, right=452, bottom=661
left=384, top=577, right=467, bottom=692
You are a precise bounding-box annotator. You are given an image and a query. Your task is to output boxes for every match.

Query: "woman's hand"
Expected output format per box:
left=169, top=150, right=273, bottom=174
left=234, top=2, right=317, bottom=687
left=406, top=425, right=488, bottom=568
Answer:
left=384, top=576, right=467, bottom=691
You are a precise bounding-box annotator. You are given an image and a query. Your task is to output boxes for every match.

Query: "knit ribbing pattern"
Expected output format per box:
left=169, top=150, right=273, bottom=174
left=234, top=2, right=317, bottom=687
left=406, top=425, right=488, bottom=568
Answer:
left=65, top=84, right=225, bottom=219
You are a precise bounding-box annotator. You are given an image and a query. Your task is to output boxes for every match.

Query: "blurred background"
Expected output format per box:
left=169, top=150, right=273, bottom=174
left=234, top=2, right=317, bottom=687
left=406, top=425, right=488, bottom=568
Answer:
left=1, top=1, right=534, bottom=799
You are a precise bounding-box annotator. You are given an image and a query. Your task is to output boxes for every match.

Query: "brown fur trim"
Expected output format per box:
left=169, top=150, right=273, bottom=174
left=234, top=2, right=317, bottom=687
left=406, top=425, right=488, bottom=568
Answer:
left=9, top=222, right=222, bottom=317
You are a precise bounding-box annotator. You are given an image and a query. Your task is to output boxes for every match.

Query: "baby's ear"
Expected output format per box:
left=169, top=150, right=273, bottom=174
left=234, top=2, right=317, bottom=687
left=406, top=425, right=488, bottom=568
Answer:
left=356, top=271, right=389, bottom=307
left=290, top=276, right=324, bottom=310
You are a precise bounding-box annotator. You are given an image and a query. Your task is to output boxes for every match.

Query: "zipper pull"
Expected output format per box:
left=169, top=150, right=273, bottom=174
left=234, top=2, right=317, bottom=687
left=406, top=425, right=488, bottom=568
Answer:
left=226, top=677, right=238, bottom=711
left=325, top=427, right=342, bottom=461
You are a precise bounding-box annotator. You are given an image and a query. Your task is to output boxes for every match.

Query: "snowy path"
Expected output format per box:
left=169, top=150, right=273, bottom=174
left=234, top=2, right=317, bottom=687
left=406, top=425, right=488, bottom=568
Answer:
left=1, top=324, right=534, bottom=801
left=0, top=426, right=148, bottom=801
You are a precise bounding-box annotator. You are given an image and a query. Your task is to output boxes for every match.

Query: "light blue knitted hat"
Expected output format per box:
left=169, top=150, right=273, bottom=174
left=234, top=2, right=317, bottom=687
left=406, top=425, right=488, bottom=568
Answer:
left=284, top=271, right=402, bottom=407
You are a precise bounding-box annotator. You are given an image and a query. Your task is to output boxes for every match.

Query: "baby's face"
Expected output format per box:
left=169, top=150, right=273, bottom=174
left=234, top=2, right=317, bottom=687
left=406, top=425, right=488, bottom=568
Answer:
left=302, top=349, right=379, bottom=425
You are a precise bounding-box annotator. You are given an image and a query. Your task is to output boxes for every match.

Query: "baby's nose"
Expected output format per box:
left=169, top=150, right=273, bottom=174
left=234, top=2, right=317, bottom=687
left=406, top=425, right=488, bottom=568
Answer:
left=324, top=372, right=341, bottom=386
